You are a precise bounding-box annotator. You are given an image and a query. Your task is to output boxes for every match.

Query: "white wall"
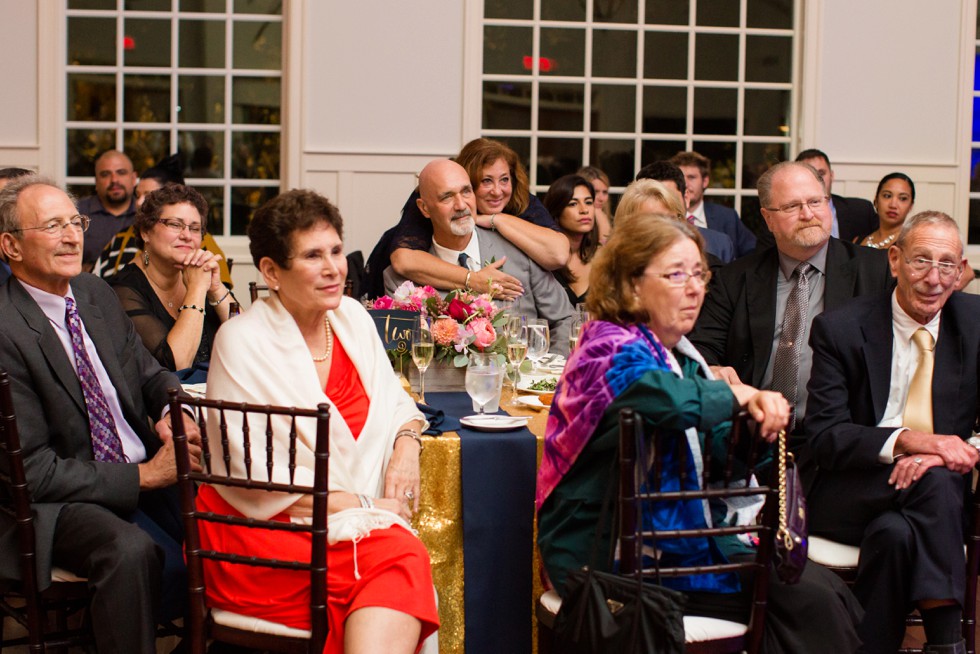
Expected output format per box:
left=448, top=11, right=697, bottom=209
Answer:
left=0, top=0, right=39, bottom=170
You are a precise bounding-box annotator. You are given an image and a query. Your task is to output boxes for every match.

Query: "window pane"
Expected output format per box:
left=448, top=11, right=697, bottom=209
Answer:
left=746, top=35, right=792, bottom=83
left=180, top=131, right=224, bottom=178
left=231, top=131, right=280, bottom=179
left=591, top=85, right=635, bottom=133
left=744, top=89, right=791, bottom=137
left=694, top=34, right=738, bottom=81
left=231, top=186, right=277, bottom=235
left=692, top=141, right=736, bottom=189
left=178, top=75, right=225, bottom=123
left=235, top=0, right=282, bottom=15
left=233, top=77, right=280, bottom=124
left=69, top=0, right=113, bottom=8
left=67, top=129, right=115, bottom=177
left=644, top=31, right=688, bottom=79
left=68, top=74, right=116, bottom=122
left=124, top=129, right=171, bottom=173
left=537, top=138, right=583, bottom=185
left=590, top=138, right=635, bottom=187
left=496, top=137, right=531, bottom=174
left=541, top=28, right=585, bottom=77
left=740, top=195, right=766, bottom=239
left=645, top=0, right=689, bottom=26
left=483, top=81, right=532, bottom=131
left=594, top=1, right=637, bottom=24
left=593, top=30, right=636, bottom=78
left=641, top=139, right=686, bottom=167
left=970, top=199, right=980, bottom=244
left=233, top=21, right=282, bottom=70
left=123, top=75, right=171, bottom=122
left=181, top=0, right=226, bottom=12
left=697, top=0, right=739, bottom=27
left=542, top=0, right=583, bottom=22
left=972, top=149, right=980, bottom=189
left=180, top=20, right=225, bottom=68
left=484, top=26, right=532, bottom=76
left=68, top=17, right=116, bottom=66
left=974, top=97, right=980, bottom=142
left=539, top=83, right=584, bottom=132
left=124, top=19, right=171, bottom=67
left=642, top=86, right=687, bottom=134
left=193, top=185, right=225, bottom=236
left=742, top=142, right=788, bottom=190
left=485, top=0, right=532, bottom=20
left=747, top=0, right=793, bottom=29
left=125, top=0, right=170, bottom=10
left=693, top=88, right=737, bottom=135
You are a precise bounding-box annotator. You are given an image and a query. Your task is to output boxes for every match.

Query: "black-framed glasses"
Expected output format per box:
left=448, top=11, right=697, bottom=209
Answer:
left=12, top=214, right=89, bottom=237
left=642, top=269, right=711, bottom=287
left=158, top=218, right=204, bottom=235
left=765, top=196, right=828, bottom=215
left=903, top=255, right=960, bottom=279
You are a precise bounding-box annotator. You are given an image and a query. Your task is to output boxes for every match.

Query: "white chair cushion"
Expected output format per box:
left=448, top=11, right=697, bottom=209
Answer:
left=808, top=536, right=860, bottom=567
left=540, top=588, right=748, bottom=644
left=50, top=567, right=85, bottom=583
left=684, top=615, right=748, bottom=642
left=211, top=607, right=311, bottom=638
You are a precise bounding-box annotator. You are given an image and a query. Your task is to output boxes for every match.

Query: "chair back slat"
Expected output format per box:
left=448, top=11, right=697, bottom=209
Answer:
left=618, top=407, right=777, bottom=653
left=168, top=389, right=330, bottom=654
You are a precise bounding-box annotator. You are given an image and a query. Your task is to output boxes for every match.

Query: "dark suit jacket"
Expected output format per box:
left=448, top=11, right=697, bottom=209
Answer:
left=703, top=202, right=757, bottom=258
left=689, top=238, right=893, bottom=389
left=832, top=194, right=878, bottom=244
left=698, top=226, right=734, bottom=264
left=0, top=274, right=179, bottom=584
left=805, top=291, right=980, bottom=474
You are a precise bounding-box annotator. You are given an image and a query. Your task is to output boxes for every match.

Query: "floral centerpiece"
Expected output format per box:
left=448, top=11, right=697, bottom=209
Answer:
left=371, top=281, right=508, bottom=367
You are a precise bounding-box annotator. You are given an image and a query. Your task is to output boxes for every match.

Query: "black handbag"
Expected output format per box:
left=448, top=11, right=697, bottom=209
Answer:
left=552, top=426, right=686, bottom=653
left=773, top=430, right=808, bottom=584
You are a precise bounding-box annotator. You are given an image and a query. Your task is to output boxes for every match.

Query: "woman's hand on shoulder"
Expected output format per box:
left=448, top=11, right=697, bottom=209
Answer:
left=744, top=390, right=790, bottom=441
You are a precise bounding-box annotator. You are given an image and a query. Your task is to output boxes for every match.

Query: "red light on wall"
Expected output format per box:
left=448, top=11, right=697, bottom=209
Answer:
left=123, top=36, right=135, bottom=50
left=522, top=56, right=555, bottom=72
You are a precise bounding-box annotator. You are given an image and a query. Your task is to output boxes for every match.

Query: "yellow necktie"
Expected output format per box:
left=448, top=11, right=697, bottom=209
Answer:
left=903, top=328, right=935, bottom=433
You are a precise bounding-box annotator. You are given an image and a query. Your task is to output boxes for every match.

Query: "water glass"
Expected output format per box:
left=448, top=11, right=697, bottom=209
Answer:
left=527, top=319, right=550, bottom=372
left=465, top=352, right=502, bottom=415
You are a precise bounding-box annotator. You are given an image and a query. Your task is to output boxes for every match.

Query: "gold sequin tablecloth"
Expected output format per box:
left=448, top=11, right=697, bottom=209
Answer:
left=412, top=400, right=548, bottom=654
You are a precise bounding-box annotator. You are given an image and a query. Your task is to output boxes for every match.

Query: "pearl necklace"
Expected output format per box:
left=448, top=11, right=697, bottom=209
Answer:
left=865, top=231, right=898, bottom=249
left=311, top=316, right=333, bottom=363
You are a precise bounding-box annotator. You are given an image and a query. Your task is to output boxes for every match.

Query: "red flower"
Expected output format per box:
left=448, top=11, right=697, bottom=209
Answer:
left=446, top=298, right=473, bottom=321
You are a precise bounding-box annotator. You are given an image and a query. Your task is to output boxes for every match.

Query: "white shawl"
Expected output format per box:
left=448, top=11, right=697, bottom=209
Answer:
left=205, top=293, right=426, bottom=541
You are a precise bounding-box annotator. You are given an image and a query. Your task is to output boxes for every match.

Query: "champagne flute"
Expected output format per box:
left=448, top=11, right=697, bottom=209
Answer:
left=411, top=315, right=434, bottom=404
left=570, top=306, right=590, bottom=352
left=526, top=319, right=550, bottom=373
left=465, top=352, right=501, bottom=415
left=506, top=325, right=528, bottom=402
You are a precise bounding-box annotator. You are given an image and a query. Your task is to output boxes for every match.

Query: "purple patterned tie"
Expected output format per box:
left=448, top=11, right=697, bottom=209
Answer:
left=65, top=297, right=126, bottom=463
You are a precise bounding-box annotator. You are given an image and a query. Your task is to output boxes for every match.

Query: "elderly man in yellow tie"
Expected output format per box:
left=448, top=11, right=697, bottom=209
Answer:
left=803, top=210, right=980, bottom=654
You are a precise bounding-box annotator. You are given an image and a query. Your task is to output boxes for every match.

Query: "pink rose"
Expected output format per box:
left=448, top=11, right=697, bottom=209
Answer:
left=372, top=296, right=394, bottom=309
left=432, top=317, right=460, bottom=346
left=447, top=298, right=473, bottom=321
left=469, top=317, right=497, bottom=351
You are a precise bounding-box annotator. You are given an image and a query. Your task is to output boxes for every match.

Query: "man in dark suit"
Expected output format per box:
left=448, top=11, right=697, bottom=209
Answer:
left=0, top=176, right=202, bottom=653
left=670, top=151, right=757, bottom=257
left=796, top=148, right=879, bottom=242
left=689, top=161, right=893, bottom=430
left=805, top=211, right=980, bottom=654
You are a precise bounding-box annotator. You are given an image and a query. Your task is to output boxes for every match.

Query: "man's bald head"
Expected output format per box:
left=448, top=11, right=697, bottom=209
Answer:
left=416, top=159, right=478, bottom=248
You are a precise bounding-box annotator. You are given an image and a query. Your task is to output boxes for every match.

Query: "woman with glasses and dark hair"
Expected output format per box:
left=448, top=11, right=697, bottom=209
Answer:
left=537, top=212, right=863, bottom=652
left=110, top=184, right=232, bottom=377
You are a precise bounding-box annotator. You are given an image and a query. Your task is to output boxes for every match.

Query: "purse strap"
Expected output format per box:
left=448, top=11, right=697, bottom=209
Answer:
left=775, top=429, right=795, bottom=552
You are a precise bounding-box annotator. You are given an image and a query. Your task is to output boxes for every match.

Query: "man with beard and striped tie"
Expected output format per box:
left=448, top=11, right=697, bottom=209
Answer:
left=0, top=175, right=202, bottom=653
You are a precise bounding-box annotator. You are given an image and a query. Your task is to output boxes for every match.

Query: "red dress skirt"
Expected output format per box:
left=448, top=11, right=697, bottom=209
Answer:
left=195, top=339, right=439, bottom=653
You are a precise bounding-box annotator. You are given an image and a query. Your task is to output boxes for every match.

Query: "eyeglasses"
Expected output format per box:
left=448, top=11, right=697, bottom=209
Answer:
left=765, top=197, right=828, bottom=215
left=642, top=269, right=711, bottom=287
left=903, top=256, right=961, bottom=279
left=12, top=214, right=89, bottom=237
left=158, top=218, right=203, bottom=235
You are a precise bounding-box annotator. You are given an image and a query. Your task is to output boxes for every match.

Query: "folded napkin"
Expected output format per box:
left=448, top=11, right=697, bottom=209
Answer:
left=417, top=402, right=461, bottom=435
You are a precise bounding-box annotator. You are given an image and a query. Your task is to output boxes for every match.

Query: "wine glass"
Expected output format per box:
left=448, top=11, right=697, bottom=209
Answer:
left=465, top=352, right=501, bottom=415
left=506, top=324, right=528, bottom=402
left=526, top=319, right=550, bottom=373
left=411, top=315, right=434, bottom=404
left=570, top=306, right=590, bottom=353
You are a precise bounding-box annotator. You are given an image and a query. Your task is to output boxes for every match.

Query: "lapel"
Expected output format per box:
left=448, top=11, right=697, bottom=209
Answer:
left=747, top=249, right=779, bottom=386
left=932, top=300, right=964, bottom=435
left=823, top=239, right=858, bottom=310
left=9, top=279, right=87, bottom=414
left=859, top=296, right=894, bottom=422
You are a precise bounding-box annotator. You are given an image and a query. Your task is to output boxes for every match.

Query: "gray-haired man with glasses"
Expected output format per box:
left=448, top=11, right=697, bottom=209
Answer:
left=805, top=211, right=980, bottom=654
left=689, top=160, right=893, bottom=436
left=0, top=175, right=202, bottom=653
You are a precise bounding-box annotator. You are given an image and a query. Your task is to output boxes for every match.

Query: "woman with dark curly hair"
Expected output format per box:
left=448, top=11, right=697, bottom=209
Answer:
left=109, top=184, right=231, bottom=376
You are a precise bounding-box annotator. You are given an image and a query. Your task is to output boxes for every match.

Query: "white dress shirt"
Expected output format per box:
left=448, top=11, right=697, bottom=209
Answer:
left=688, top=201, right=707, bottom=229
left=432, top=230, right=483, bottom=271
left=22, top=282, right=148, bottom=463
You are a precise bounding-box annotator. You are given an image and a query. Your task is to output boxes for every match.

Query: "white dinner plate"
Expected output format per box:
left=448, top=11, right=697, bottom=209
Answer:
left=516, top=377, right=559, bottom=395
left=460, top=415, right=532, bottom=432
left=516, top=395, right=549, bottom=410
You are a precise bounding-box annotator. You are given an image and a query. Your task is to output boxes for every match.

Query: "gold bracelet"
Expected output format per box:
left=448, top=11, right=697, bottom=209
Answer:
left=394, top=430, right=423, bottom=452
left=464, top=270, right=472, bottom=290
left=490, top=213, right=498, bottom=230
